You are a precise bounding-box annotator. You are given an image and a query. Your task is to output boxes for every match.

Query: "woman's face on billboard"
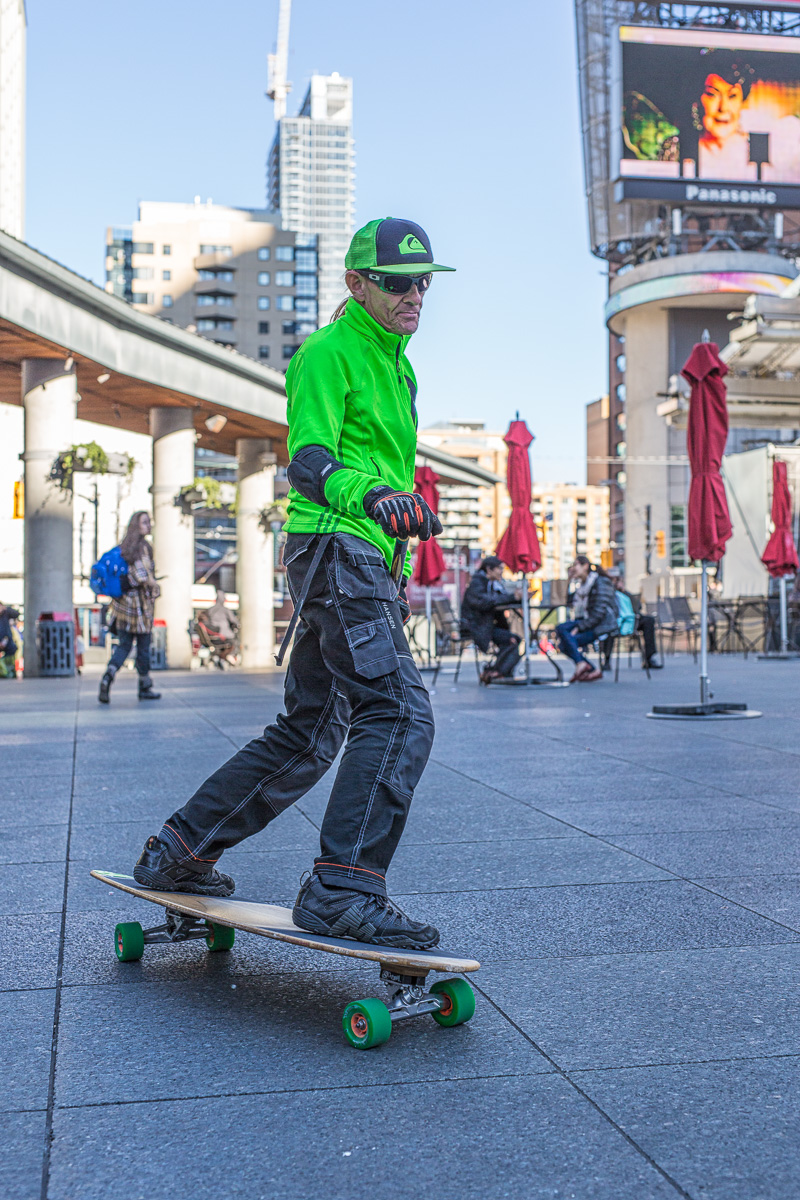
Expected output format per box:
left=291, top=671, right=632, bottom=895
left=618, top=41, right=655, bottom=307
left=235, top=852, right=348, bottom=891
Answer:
left=700, top=74, right=744, bottom=144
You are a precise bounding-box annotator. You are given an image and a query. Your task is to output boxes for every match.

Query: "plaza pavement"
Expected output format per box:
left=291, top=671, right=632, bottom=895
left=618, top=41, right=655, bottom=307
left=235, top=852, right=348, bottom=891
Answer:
left=4, top=651, right=800, bottom=1199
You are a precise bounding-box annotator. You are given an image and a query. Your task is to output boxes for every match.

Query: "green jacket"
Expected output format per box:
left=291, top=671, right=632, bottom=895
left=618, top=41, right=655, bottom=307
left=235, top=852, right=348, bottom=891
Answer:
left=284, top=299, right=418, bottom=568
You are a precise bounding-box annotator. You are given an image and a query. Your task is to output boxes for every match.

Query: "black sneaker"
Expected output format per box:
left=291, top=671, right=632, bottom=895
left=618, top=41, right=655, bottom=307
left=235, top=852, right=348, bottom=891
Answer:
left=292, top=874, right=439, bottom=950
left=133, top=835, right=235, bottom=897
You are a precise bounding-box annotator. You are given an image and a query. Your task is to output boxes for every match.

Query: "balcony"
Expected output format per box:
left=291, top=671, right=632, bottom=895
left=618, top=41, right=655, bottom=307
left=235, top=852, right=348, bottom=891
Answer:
left=193, top=252, right=237, bottom=272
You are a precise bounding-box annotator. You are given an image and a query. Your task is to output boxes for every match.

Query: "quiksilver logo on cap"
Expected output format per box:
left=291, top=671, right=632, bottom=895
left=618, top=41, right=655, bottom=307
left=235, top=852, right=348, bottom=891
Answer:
left=398, top=234, right=426, bottom=255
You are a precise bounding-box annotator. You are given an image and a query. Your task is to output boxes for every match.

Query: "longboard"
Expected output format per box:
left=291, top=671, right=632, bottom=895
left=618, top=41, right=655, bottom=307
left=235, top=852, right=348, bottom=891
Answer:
left=91, top=871, right=480, bottom=1049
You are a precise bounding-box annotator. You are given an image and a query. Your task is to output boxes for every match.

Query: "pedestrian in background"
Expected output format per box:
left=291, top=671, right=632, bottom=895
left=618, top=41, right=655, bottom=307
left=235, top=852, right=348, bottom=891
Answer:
left=0, top=603, right=19, bottom=678
left=98, top=511, right=161, bottom=704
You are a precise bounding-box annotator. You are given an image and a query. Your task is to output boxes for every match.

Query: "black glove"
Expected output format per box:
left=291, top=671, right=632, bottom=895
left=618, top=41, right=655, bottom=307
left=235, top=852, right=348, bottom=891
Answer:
left=363, top=486, right=443, bottom=541
left=398, top=578, right=411, bottom=626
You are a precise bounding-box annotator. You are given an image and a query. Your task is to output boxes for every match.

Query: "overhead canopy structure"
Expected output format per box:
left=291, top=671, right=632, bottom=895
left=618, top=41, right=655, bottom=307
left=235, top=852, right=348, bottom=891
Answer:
left=0, top=228, right=290, bottom=458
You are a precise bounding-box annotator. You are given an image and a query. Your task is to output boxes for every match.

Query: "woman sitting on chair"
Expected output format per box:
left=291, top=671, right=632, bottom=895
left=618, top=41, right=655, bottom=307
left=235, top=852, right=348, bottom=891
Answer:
left=556, top=556, right=618, bottom=683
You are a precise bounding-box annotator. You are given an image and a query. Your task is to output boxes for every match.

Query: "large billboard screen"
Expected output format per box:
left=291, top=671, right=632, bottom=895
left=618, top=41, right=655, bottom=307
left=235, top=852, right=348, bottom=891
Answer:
left=616, top=26, right=800, bottom=207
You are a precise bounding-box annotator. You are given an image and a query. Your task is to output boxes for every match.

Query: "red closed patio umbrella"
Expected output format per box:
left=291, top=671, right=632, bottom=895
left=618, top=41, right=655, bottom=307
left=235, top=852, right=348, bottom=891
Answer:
left=651, top=337, right=758, bottom=718
left=412, top=466, right=446, bottom=587
left=412, top=466, right=446, bottom=665
left=496, top=418, right=541, bottom=683
left=761, top=459, right=799, bottom=656
left=684, top=341, right=733, bottom=564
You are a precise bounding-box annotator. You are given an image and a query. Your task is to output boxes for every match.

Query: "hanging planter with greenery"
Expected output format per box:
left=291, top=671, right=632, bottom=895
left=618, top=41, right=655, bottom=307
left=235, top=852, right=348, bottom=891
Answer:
left=50, top=441, right=136, bottom=491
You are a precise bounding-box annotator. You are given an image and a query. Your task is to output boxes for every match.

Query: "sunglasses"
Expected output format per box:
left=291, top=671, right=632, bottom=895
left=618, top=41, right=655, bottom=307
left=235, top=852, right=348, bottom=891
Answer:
left=362, top=270, right=432, bottom=295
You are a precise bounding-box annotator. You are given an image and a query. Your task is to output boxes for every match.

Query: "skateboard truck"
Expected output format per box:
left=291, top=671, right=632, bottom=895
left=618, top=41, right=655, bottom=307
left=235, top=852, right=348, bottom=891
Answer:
left=379, top=968, right=446, bottom=1021
left=140, top=909, right=211, bottom=946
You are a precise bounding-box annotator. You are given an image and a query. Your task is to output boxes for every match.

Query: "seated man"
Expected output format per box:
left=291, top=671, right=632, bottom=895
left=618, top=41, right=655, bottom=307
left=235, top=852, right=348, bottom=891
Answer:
left=556, top=555, right=618, bottom=682
left=201, top=587, right=240, bottom=663
left=604, top=574, right=663, bottom=670
left=461, top=556, right=522, bottom=683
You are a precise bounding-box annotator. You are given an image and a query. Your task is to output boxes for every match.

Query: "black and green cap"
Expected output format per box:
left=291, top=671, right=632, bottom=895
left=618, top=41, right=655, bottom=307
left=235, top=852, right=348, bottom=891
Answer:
left=345, top=217, right=455, bottom=276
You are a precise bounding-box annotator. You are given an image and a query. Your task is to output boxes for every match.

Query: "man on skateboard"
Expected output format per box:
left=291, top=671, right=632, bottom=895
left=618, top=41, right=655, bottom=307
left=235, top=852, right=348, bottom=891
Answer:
left=133, top=218, right=454, bottom=950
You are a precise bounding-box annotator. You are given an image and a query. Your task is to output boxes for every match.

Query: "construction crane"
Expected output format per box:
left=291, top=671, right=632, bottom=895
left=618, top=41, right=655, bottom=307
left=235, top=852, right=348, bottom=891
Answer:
left=267, top=0, right=292, bottom=121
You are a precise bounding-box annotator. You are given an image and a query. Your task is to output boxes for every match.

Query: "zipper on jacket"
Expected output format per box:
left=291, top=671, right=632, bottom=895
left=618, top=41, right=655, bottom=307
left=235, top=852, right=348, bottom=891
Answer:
left=396, top=343, right=418, bottom=428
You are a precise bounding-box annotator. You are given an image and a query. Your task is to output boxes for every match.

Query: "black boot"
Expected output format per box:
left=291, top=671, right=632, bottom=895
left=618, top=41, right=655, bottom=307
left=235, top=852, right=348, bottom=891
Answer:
left=138, top=674, right=161, bottom=701
left=98, top=666, right=116, bottom=704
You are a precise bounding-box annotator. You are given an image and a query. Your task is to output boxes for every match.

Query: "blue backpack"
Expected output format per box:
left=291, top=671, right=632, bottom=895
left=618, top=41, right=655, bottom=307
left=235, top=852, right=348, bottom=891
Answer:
left=90, top=546, right=129, bottom=599
left=615, top=589, right=636, bottom=636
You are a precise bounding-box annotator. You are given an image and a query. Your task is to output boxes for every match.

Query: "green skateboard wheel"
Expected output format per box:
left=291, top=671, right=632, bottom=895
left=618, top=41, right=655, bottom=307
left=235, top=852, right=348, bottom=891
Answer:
left=205, top=921, right=235, bottom=951
left=342, top=998, right=392, bottom=1049
left=114, top=921, right=144, bottom=962
left=430, top=977, right=476, bottom=1027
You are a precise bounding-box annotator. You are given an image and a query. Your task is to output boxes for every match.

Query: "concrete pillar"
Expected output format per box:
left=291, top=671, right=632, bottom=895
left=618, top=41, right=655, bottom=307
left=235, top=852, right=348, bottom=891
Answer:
left=236, top=438, right=277, bottom=667
left=22, top=359, right=77, bottom=677
left=150, top=407, right=196, bottom=669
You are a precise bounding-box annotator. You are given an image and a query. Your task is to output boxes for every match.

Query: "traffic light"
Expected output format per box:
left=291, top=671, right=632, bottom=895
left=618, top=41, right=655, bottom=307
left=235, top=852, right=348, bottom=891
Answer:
left=655, top=529, right=666, bottom=559
left=12, top=480, right=23, bottom=519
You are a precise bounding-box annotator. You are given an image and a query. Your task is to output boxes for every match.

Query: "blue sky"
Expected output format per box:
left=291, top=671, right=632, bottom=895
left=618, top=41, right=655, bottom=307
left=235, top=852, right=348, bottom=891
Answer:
left=26, top=0, right=607, bottom=483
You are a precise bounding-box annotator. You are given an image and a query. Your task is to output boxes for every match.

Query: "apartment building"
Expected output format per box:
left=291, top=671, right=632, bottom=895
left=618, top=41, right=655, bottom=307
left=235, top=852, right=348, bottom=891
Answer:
left=420, top=421, right=610, bottom=575
left=105, top=200, right=318, bottom=367
left=268, top=73, right=355, bottom=325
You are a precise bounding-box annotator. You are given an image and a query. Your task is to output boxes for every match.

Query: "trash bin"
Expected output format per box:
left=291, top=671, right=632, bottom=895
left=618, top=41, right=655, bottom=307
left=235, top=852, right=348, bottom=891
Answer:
left=150, top=621, right=167, bottom=671
left=37, top=613, right=75, bottom=676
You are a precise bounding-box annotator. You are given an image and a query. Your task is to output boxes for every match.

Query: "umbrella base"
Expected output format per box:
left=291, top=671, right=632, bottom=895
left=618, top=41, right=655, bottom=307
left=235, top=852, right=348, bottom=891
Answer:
left=491, top=676, right=570, bottom=688
left=756, top=652, right=800, bottom=660
left=648, top=701, right=761, bottom=720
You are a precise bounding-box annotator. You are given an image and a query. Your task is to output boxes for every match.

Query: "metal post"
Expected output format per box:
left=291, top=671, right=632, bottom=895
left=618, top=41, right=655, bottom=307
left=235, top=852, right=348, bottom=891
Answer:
left=699, top=560, right=710, bottom=705
left=92, top=482, right=99, bottom=565
left=453, top=547, right=461, bottom=622
left=780, top=574, right=789, bottom=655
left=645, top=504, right=652, bottom=576
left=521, top=573, right=531, bottom=683
left=425, top=586, right=433, bottom=666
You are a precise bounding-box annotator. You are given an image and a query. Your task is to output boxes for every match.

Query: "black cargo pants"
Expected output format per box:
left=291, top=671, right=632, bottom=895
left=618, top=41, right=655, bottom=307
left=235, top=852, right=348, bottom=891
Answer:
left=159, top=533, right=435, bottom=897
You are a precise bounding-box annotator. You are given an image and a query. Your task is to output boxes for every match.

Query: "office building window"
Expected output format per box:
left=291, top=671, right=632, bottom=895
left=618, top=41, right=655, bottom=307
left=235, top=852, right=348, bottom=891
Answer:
left=275, top=271, right=294, bottom=287
left=257, top=271, right=271, bottom=286
left=295, top=249, right=317, bottom=270
left=283, top=344, right=298, bottom=360
left=275, top=245, right=294, bottom=261
left=199, top=244, right=232, bottom=256
left=276, top=296, right=294, bottom=311
left=670, top=504, right=689, bottom=568
left=162, top=244, right=171, bottom=255
left=259, top=346, right=270, bottom=360
left=282, top=320, right=295, bottom=335
left=162, top=295, right=173, bottom=307
left=131, top=292, right=154, bottom=304
left=132, top=267, right=153, bottom=280
left=295, top=298, right=317, bottom=318
left=162, top=269, right=171, bottom=281
left=258, top=321, right=270, bottom=334
left=295, top=320, right=317, bottom=336
left=197, top=318, right=233, bottom=332
left=132, top=242, right=154, bottom=254
left=616, top=383, right=626, bottom=404
left=295, top=273, right=317, bottom=297
left=257, top=297, right=271, bottom=310
left=197, top=269, right=234, bottom=282
left=257, top=247, right=271, bottom=261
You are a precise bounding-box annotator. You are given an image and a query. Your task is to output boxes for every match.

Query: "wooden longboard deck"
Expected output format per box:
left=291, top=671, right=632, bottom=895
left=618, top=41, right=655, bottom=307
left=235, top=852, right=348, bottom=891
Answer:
left=91, top=871, right=480, bottom=975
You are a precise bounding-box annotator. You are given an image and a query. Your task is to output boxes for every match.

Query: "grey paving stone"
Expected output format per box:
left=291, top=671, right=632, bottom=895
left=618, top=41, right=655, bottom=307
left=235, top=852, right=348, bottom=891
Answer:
left=388, top=835, right=670, bottom=893
left=608, top=829, right=800, bottom=878
left=49, top=1075, right=677, bottom=1200
left=478, top=943, right=800, bottom=1070
left=413, top=880, right=797, bottom=961
left=55, top=973, right=548, bottom=1109
left=0, top=862, right=64, bottom=916
left=539, top=795, right=800, bottom=834
left=70, top=808, right=318, bottom=860
left=0, top=1111, right=45, bottom=1200
left=0, top=990, right=55, bottom=1108
left=0, top=824, right=68, bottom=866
left=0, top=913, right=60, bottom=991
left=574, top=1057, right=800, bottom=1200
left=694, top=874, right=800, bottom=932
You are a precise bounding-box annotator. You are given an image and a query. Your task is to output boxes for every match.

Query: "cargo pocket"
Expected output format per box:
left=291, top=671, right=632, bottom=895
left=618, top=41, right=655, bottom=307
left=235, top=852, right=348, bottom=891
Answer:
left=332, top=537, right=395, bottom=601
left=345, top=620, right=399, bottom=679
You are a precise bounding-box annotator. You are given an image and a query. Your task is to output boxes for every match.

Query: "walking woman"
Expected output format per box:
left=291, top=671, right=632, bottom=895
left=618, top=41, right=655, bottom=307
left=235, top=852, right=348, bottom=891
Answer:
left=98, top=511, right=161, bottom=704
